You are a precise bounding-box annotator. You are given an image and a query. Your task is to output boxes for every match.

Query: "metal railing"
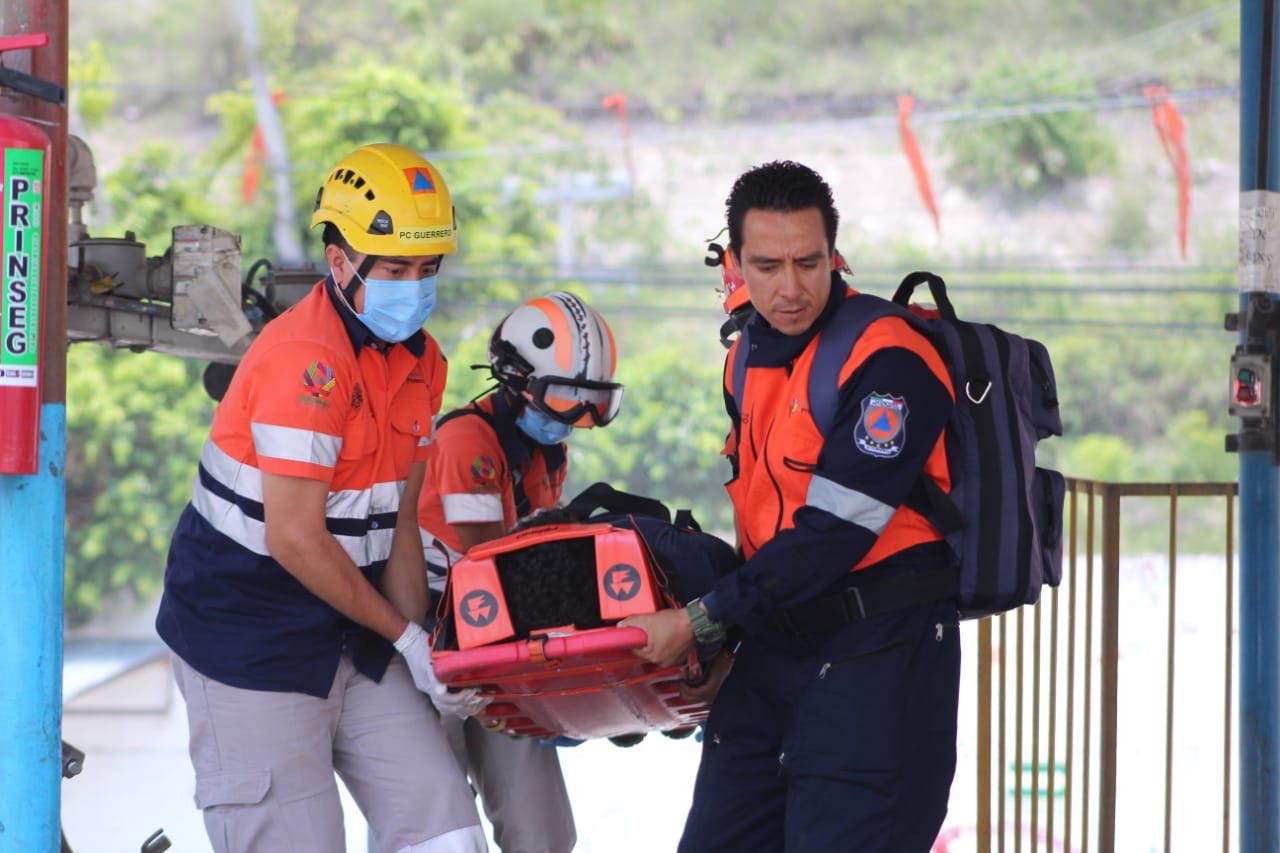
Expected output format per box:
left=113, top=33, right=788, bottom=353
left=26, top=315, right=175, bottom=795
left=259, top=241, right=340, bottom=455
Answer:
left=974, top=479, right=1238, bottom=853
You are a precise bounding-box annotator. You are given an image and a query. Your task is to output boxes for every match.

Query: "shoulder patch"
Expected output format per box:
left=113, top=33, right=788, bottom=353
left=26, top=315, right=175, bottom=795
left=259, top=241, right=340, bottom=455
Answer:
left=299, top=360, right=337, bottom=407
left=470, top=454, right=501, bottom=489
left=854, top=393, right=908, bottom=458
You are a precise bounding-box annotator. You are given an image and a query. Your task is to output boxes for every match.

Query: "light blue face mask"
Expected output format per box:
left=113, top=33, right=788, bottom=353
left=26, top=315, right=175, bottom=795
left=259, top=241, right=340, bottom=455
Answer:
left=342, top=266, right=438, bottom=343
left=516, top=404, right=573, bottom=445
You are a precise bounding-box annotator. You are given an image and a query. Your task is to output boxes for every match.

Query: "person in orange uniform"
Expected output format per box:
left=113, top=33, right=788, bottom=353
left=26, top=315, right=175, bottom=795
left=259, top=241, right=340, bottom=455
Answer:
left=625, top=161, right=961, bottom=852
left=156, top=143, right=488, bottom=853
left=418, top=291, right=623, bottom=853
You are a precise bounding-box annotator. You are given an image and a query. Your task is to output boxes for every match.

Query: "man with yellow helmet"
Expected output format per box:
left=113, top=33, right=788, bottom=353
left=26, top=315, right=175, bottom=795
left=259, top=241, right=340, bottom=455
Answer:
left=157, top=143, right=487, bottom=852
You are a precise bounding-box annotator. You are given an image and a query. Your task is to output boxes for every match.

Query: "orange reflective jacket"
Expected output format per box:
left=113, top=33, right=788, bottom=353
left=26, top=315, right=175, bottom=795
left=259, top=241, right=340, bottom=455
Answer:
left=723, top=291, right=952, bottom=571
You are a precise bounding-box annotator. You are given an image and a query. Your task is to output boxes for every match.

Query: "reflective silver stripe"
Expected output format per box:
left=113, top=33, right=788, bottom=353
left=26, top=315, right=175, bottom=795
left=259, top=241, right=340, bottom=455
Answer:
left=806, top=475, right=895, bottom=534
left=441, top=493, right=503, bottom=523
left=201, top=440, right=263, bottom=501
left=205, top=443, right=403, bottom=523
left=250, top=422, right=341, bottom=468
left=335, top=527, right=396, bottom=566
left=191, top=477, right=270, bottom=555
left=193, top=447, right=401, bottom=567
left=328, top=480, right=405, bottom=519
left=193, top=478, right=396, bottom=567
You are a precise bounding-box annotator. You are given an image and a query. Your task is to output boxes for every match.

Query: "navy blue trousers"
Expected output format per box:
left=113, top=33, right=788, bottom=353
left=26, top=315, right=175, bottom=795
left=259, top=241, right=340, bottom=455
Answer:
left=679, top=599, right=961, bottom=853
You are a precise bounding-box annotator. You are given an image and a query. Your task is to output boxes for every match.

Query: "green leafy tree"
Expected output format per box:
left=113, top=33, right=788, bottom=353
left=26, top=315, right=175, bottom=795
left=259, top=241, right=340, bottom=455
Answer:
left=942, top=51, right=1117, bottom=196
left=565, top=345, right=733, bottom=531
left=64, top=347, right=212, bottom=625
left=99, top=141, right=219, bottom=249
left=68, top=40, right=117, bottom=132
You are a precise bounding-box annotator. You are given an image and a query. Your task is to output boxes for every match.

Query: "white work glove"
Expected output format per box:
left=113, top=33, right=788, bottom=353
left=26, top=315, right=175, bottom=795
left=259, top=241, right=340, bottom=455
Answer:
left=394, top=623, right=490, bottom=719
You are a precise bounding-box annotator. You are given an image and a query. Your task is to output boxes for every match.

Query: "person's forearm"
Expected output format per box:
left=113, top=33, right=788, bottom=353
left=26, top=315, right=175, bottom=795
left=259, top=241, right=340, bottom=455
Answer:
left=270, top=532, right=408, bottom=643
left=383, top=514, right=429, bottom=624
left=454, top=520, right=508, bottom=552
left=381, top=461, right=429, bottom=624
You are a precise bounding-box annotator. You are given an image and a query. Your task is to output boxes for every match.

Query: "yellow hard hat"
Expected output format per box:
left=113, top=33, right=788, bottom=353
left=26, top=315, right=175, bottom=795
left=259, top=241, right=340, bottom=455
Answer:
left=310, top=143, right=457, bottom=257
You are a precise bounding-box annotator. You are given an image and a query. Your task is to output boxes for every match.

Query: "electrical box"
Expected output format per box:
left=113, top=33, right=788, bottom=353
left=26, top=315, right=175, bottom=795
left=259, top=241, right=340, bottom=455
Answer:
left=1227, top=294, right=1280, bottom=458
left=1230, top=352, right=1272, bottom=419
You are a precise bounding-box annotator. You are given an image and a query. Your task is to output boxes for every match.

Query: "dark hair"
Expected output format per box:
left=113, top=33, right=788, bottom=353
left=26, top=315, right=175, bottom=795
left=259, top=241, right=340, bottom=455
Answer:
left=725, top=160, right=839, bottom=257
left=512, top=506, right=581, bottom=530
left=321, top=222, right=354, bottom=257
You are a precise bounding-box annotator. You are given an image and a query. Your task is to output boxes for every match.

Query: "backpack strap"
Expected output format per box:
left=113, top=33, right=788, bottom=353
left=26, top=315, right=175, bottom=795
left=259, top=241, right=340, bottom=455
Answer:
left=729, top=326, right=750, bottom=423
left=434, top=404, right=493, bottom=432
left=892, top=270, right=958, bottom=320
left=807, top=290, right=967, bottom=538
left=673, top=508, right=701, bottom=532
left=565, top=482, right=673, bottom=524
left=808, top=293, right=908, bottom=435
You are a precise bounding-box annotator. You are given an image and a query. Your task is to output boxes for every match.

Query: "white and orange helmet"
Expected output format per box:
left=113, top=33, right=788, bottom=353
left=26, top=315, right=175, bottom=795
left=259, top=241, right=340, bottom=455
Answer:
left=489, top=292, right=623, bottom=428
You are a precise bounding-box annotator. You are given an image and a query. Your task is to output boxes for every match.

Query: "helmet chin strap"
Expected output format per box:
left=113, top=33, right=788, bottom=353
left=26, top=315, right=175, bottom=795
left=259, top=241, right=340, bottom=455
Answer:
left=340, top=253, right=380, bottom=307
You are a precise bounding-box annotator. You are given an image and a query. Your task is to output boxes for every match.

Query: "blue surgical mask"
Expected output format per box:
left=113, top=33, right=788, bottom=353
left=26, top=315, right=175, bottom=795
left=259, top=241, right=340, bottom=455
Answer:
left=517, top=405, right=573, bottom=445
left=342, top=266, right=437, bottom=343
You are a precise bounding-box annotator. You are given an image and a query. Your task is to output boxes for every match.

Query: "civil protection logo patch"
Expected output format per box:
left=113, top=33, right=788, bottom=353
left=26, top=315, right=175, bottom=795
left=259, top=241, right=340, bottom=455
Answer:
left=854, top=393, right=908, bottom=458
left=460, top=589, right=500, bottom=628
left=603, top=563, right=642, bottom=601
left=403, top=167, right=436, bottom=194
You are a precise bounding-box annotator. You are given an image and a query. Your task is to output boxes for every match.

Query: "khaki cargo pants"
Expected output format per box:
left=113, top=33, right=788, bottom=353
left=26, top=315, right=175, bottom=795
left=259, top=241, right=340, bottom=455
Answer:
left=173, top=653, right=485, bottom=853
left=444, top=715, right=576, bottom=853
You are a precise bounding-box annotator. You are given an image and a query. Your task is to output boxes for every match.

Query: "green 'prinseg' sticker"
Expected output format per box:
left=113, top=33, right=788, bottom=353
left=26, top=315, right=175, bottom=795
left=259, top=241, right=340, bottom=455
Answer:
left=0, top=147, right=43, bottom=388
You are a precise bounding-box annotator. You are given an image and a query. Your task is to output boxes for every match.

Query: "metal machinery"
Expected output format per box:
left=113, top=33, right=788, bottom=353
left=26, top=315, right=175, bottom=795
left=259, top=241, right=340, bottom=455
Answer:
left=64, top=135, right=319, bottom=368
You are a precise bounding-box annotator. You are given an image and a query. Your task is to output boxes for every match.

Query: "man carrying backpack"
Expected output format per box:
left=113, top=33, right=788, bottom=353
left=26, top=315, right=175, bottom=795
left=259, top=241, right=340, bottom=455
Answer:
left=418, top=292, right=623, bottom=853
left=624, top=161, right=961, bottom=853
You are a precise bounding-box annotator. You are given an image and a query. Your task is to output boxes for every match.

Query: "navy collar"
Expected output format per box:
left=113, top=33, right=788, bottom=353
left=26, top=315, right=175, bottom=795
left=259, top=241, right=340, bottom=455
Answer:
left=744, top=274, right=847, bottom=367
left=323, top=275, right=426, bottom=358
left=490, top=391, right=567, bottom=473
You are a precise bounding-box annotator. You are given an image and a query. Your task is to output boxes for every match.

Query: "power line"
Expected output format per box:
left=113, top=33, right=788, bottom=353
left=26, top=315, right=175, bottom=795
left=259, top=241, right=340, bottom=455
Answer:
left=1071, top=2, right=1237, bottom=77
left=90, top=83, right=1240, bottom=183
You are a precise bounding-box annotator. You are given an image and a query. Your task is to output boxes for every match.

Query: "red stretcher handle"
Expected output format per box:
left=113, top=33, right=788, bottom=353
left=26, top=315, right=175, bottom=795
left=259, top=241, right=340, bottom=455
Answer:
left=434, top=626, right=650, bottom=683
left=483, top=665, right=691, bottom=701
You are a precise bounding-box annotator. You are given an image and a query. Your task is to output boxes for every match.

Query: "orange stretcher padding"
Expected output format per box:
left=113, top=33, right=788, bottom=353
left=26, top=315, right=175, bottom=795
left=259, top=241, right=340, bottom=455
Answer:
left=433, top=626, right=709, bottom=739
left=444, top=522, right=665, bottom=651
left=431, top=522, right=710, bottom=739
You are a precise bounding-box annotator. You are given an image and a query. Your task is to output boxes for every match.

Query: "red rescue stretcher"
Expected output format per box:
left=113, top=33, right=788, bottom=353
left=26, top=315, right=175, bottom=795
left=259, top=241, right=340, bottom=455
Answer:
left=430, top=522, right=709, bottom=740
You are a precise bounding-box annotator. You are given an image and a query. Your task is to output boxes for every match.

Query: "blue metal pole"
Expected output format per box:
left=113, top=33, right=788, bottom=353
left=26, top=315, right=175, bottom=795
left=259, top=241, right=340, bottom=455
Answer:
left=0, top=406, right=65, bottom=849
left=0, top=2, right=68, bottom=848
left=1240, top=2, right=1280, bottom=850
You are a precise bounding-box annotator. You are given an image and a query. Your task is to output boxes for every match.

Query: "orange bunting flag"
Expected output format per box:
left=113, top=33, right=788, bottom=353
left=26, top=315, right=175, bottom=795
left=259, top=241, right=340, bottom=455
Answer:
left=1144, top=86, right=1191, bottom=260
left=242, top=90, right=288, bottom=204
left=601, top=91, right=635, bottom=187
left=897, top=94, right=940, bottom=236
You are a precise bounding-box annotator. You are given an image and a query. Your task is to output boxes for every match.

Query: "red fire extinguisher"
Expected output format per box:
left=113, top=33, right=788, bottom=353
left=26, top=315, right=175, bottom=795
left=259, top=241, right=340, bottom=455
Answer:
left=0, top=114, right=50, bottom=475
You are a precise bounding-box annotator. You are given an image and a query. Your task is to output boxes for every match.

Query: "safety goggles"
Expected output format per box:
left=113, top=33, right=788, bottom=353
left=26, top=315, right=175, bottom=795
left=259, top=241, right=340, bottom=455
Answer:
left=526, top=375, right=625, bottom=427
